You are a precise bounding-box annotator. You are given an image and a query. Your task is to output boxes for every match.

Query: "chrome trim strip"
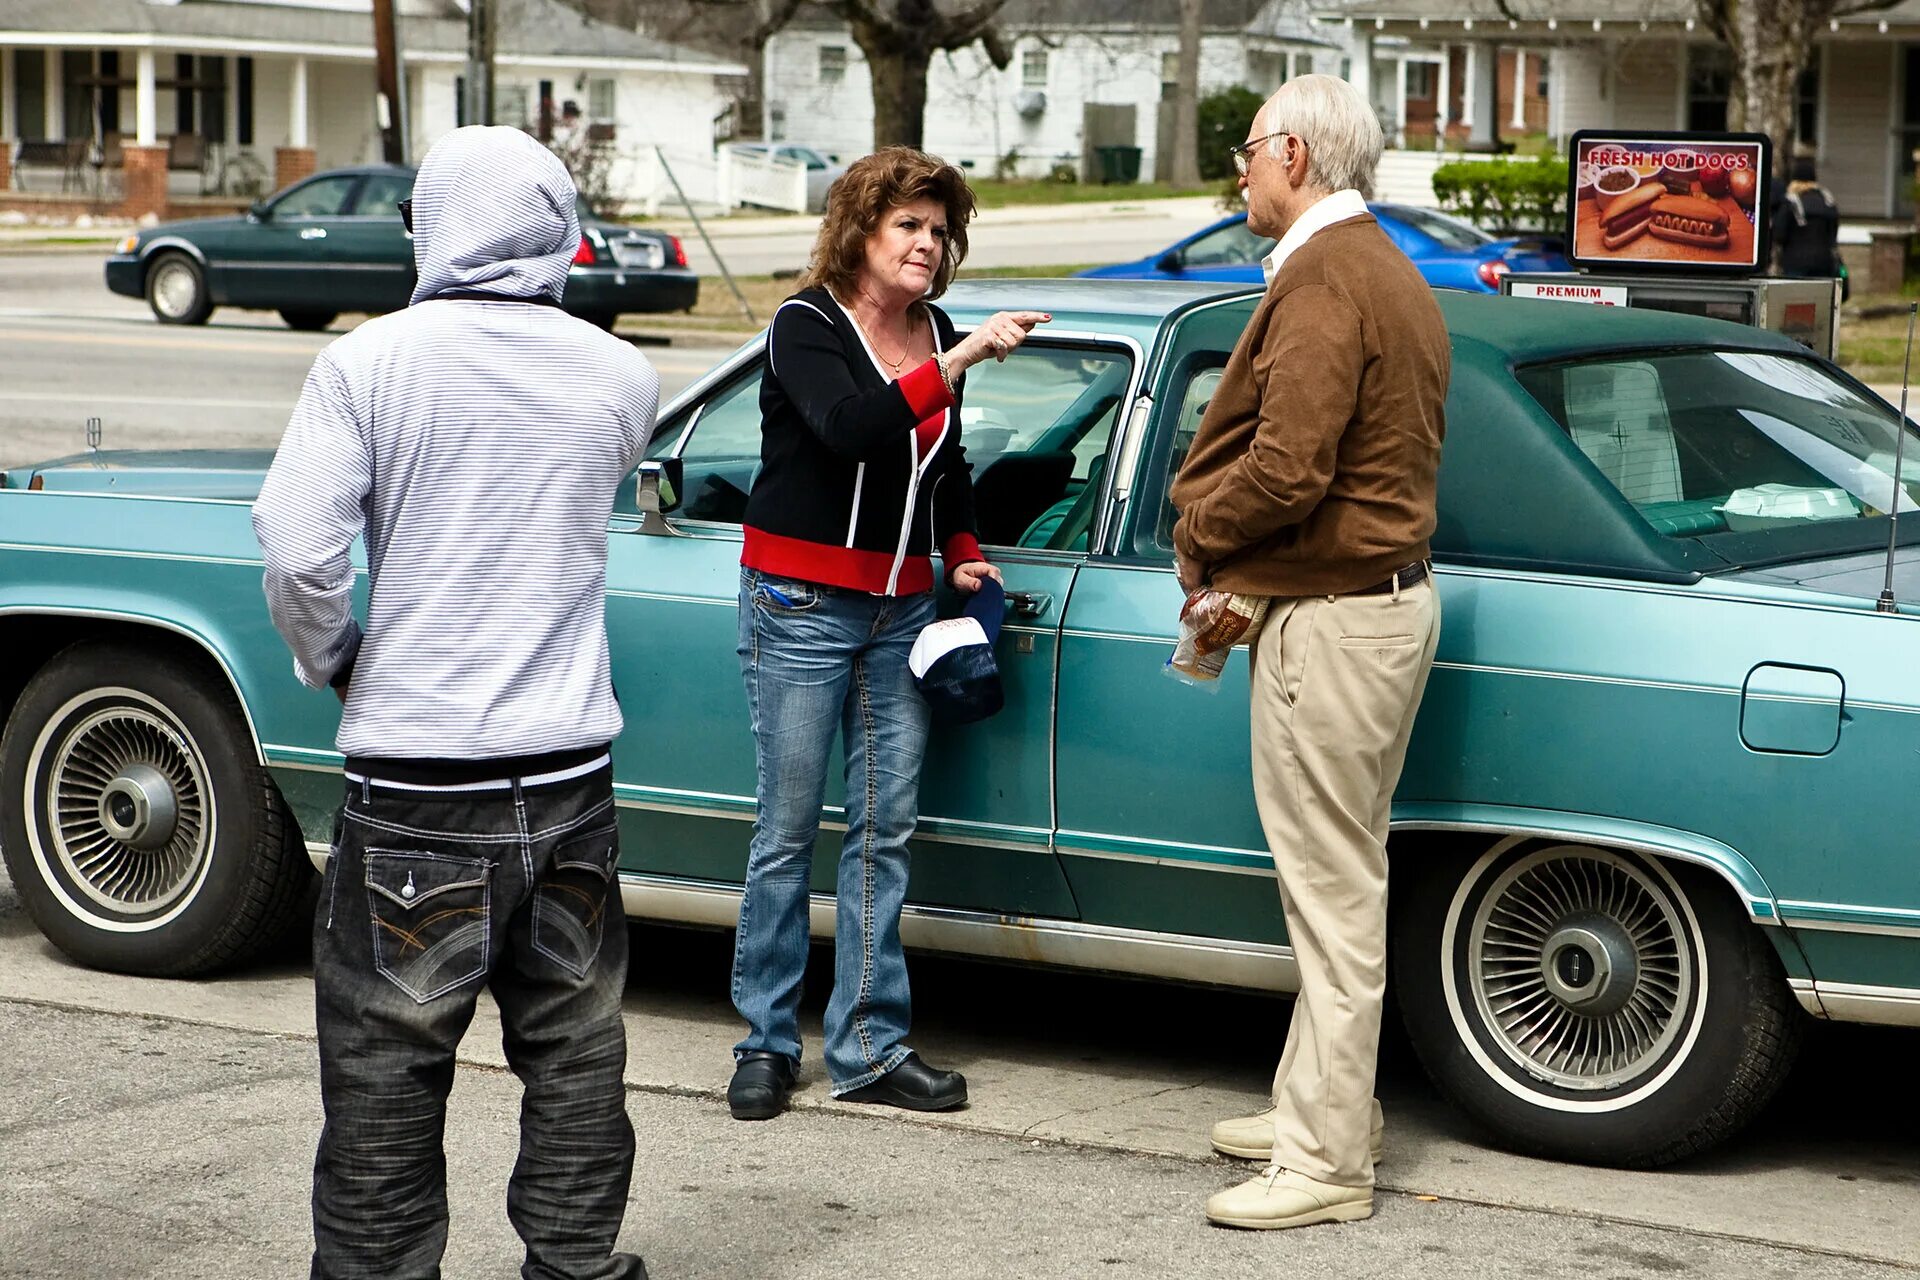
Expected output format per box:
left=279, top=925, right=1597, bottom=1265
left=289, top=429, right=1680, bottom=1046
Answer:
left=0, top=605, right=266, bottom=766
left=616, top=873, right=1300, bottom=992
left=1777, top=900, right=1920, bottom=938
left=1392, top=819, right=1778, bottom=924
left=1787, top=976, right=1825, bottom=1018
left=0, top=542, right=263, bottom=568
left=1812, top=982, right=1920, bottom=1028
left=138, top=235, right=207, bottom=266
left=300, top=841, right=1300, bottom=990
left=0, top=491, right=255, bottom=507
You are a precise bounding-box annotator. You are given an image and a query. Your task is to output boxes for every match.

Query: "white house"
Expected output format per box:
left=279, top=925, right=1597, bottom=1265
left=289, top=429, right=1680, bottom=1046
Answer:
left=0, top=0, right=746, bottom=218
left=1323, top=0, right=1920, bottom=219
left=762, top=0, right=1335, bottom=183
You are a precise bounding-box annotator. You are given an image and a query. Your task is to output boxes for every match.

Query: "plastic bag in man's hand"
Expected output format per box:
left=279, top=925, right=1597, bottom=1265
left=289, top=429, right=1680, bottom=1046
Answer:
left=1164, top=589, right=1269, bottom=688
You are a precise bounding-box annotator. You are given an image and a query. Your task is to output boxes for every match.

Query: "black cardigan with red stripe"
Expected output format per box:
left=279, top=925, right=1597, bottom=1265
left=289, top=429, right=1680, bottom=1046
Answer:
left=742, top=288, right=982, bottom=595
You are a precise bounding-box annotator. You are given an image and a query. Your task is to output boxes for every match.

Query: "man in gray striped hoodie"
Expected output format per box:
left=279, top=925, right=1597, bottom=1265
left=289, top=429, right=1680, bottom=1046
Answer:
left=254, top=126, right=657, bottom=1280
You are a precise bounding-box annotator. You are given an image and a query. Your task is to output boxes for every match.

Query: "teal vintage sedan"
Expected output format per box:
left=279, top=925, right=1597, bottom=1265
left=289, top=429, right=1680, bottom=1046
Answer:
left=103, top=164, right=698, bottom=331
left=3, top=281, right=1917, bottom=1169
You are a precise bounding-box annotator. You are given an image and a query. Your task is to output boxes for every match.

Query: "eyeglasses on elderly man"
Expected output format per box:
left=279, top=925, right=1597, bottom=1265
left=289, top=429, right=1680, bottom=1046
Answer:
left=1230, top=131, right=1297, bottom=178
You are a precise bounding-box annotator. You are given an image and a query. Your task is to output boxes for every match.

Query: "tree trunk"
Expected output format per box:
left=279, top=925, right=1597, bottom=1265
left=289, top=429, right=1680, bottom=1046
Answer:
left=854, top=16, right=934, bottom=149
left=1722, top=0, right=1818, bottom=162
left=1167, top=0, right=1205, bottom=186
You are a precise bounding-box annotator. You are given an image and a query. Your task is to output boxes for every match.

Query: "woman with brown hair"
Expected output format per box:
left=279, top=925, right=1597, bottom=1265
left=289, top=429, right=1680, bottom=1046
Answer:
left=726, top=147, right=1048, bottom=1120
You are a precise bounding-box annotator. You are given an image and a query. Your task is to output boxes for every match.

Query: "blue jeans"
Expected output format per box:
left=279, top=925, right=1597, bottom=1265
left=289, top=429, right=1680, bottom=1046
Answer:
left=311, top=768, right=645, bottom=1280
left=733, top=567, right=936, bottom=1094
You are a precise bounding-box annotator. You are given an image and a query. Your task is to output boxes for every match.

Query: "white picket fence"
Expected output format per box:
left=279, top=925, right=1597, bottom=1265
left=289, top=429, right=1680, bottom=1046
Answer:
left=718, top=147, right=809, bottom=214
left=1374, top=149, right=1504, bottom=208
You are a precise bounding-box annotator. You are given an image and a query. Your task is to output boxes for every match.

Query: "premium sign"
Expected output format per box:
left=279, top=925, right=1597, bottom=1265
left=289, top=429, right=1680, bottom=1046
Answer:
left=1567, top=130, right=1771, bottom=276
left=1507, top=282, right=1629, bottom=306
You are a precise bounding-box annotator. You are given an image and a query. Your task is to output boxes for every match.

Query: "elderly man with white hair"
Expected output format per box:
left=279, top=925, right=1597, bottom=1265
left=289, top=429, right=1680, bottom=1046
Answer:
left=1170, top=74, right=1449, bottom=1230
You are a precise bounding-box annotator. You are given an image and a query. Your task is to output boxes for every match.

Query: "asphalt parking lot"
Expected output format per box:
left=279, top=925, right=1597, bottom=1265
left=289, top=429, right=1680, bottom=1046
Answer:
left=1, top=859, right=1916, bottom=1280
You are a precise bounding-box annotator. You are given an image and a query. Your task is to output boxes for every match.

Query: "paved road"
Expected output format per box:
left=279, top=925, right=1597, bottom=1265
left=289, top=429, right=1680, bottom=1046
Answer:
left=0, top=865, right=1915, bottom=1279
left=661, top=196, right=1221, bottom=276
left=0, top=252, right=734, bottom=470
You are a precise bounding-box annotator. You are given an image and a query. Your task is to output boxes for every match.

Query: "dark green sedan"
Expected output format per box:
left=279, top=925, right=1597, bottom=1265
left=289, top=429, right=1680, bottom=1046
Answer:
left=104, top=164, right=698, bottom=332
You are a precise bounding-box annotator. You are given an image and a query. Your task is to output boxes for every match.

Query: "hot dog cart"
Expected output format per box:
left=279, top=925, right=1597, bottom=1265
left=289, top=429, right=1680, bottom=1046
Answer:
left=1498, top=129, right=1843, bottom=361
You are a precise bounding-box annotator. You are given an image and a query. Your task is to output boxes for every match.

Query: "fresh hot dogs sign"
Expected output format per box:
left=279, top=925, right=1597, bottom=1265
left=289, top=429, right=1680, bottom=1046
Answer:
left=1567, top=132, right=1769, bottom=274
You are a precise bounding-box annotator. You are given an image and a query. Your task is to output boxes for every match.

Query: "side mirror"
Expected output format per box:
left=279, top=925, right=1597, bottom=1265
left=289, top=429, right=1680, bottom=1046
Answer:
left=1155, top=251, right=1183, bottom=274
left=247, top=201, right=269, bottom=222
left=636, top=457, right=685, bottom=536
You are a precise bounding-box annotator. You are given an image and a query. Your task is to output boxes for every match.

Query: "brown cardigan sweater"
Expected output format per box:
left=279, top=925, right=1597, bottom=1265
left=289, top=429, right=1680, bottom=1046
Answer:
left=1170, top=213, right=1450, bottom=598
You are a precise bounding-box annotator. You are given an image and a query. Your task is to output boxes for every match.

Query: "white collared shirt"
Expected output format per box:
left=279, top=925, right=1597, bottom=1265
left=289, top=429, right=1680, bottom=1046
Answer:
left=1260, top=188, right=1370, bottom=284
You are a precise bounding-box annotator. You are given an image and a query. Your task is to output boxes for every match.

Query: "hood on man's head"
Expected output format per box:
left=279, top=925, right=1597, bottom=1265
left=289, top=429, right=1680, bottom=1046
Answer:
left=408, top=126, right=580, bottom=307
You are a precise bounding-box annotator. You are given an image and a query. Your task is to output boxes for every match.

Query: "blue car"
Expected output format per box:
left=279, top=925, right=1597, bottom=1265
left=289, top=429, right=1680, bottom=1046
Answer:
left=1078, top=205, right=1569, bottom=292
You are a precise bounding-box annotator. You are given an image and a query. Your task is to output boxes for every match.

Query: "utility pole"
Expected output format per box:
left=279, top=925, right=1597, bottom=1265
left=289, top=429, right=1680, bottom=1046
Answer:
left=371, top=0, right=410, bottom=163
left=464, top=0, right=495, bottom=126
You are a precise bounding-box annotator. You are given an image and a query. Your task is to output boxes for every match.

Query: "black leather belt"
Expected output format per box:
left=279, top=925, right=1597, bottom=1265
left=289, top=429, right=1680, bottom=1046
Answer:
left=1349, top=560, right=1429, bottom=596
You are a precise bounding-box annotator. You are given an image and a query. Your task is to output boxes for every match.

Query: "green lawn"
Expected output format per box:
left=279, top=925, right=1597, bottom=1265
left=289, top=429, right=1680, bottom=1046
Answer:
left=965, top=178, right=1215, bottom=208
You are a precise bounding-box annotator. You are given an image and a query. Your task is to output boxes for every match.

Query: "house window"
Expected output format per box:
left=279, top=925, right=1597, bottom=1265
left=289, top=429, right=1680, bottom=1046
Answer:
left=99, top=51, right=121, bottom=135
left=199, top=57, right=227, bottom=144
left=769, top=104, right=787, bottom=140
left=237, top=56, right=253, bottom=144
left=1406, top=61, right=1435, bottom=99
left=498, top=84, right=531, bottom=130
left=1686, top=44, right=1731, bottom=133
left=819, top=45, right=847, bottom=84
left=589, top=77, right=616, bottom=124
left=1161, top=51, right=1179, bottom=87
left=176, top=54, right=195, bottom=134
left=1536, top=53, right=1550, bottom=99
left=13, top=48, right=46, bottom=141
left=1795, top=63, right=1819, bottom=149
left=1339, top=57, right=1353, bottom=83
left=62, top=50, right=91, bottom=140
left=1023, top=49, right=1049, bottom=87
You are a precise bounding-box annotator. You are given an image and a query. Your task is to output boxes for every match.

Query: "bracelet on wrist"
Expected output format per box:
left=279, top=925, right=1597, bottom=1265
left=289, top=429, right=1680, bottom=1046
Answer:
left=934, top=352, right=956, bottom=396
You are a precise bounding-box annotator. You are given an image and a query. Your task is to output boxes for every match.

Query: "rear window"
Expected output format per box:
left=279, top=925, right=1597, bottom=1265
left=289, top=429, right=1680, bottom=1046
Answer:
left=1517, top=350, right=1920, bottom=544
left=1381, top=204, right=1492, bottom=251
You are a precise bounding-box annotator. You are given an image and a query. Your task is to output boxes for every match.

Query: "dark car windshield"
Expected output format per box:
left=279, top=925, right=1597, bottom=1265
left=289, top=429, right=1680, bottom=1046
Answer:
left=1518, top=349, right=1920, bottom=560
left=1379, top=204, right=1493, bottom=251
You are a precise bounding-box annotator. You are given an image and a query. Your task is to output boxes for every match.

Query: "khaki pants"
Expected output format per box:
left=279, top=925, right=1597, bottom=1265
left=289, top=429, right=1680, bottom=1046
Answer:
left=1248, top=578, right=1439, bottom=1188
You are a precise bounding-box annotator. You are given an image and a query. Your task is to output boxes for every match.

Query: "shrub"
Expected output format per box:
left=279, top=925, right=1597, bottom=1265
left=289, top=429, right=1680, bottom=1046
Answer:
left=1431, top=155, right=1569, bottom=235
left=1197, top=86, right=1265, bottom=182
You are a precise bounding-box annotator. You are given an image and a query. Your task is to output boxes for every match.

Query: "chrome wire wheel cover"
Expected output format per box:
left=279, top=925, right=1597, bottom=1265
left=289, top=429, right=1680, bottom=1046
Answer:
left=40, top=698, right=213, bottom=915
left=151, top=260, right=198, bottom=319
left=1467, top=847, right=1695, bottom=1092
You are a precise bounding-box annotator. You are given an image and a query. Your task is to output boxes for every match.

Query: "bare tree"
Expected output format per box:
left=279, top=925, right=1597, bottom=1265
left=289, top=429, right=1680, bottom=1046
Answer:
left=836, top=1, right=1016, bottom=149
left=1694, top=0, right=1901, bottom=158
left=1166, top=0, right=1205, bottom=185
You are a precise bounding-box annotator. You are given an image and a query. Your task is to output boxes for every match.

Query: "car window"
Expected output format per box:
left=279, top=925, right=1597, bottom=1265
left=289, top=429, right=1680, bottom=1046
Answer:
left=352, top=173, right=413, bottom=218
left=272, top=176, right=360, bottom=219
left=646, top=363, right=765, bottom=525
left=959, top=341, right=1133, bottom=550
left=1518, top=350, right=1920, bottom=540
left=1379, top=204, right=1493, bottom=251
left=645, top=340, right=1133, bottom=549
left=1181, top=220, right=1276, bottom=268
left=1148, top=361, right=1227, bottom=552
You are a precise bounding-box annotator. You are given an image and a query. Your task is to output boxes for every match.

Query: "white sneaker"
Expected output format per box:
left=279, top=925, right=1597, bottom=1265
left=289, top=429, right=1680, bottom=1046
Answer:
left=1209, top=1097, right=1385, bottom=1164
left=1205, top=1165, right=1374, bottom=1230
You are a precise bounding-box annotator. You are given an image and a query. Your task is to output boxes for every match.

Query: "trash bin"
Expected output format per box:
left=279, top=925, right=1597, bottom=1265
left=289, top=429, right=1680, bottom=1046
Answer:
left=1094, top=145, right=1143, bottom=185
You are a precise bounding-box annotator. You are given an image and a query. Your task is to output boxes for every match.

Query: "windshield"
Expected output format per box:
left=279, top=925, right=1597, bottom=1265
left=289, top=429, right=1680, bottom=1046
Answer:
left=1518, top=350, right=1920, bottom=551
left=1381, top=204, right=1493, bottom=251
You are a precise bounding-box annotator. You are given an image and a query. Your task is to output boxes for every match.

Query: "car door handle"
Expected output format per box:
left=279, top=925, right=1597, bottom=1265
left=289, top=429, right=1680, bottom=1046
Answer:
left=299, top=227, right=327, bottom=240
left=1006, top=591, right=1051, bottom=617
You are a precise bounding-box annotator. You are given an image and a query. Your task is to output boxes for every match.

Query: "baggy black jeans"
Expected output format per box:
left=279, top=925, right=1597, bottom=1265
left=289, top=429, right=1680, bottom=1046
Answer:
left=311, top=765, right=645, bottom=1280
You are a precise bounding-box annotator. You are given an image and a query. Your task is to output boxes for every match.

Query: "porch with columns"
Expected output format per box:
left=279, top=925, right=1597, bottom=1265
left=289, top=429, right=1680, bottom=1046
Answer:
left=1344, top=28, right=1552, bottom=151
left=0, top=43, right=324, bottom=220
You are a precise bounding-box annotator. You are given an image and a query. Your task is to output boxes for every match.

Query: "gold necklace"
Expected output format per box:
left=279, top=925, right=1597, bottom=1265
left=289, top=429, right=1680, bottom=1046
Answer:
left=857, top=305, right=912, bottom=373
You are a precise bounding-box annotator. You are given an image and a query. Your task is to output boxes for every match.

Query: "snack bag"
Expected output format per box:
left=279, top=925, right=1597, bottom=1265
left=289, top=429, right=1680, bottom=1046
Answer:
left=1164, top=589, right=1269, bottom=688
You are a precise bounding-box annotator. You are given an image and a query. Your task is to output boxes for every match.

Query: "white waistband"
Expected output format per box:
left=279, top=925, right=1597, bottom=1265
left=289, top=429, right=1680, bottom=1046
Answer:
left=344, top=753, right=612, bottom=793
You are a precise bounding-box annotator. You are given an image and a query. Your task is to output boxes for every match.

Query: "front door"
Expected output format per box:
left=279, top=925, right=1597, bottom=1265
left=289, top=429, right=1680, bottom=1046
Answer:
left=605, top=330, right=1139, bottom=920
left=1052, top=294, right=1291, bottom=961
left=212, top=172, right=363, bottom=310
left=326, top=170, right=417, bottom=314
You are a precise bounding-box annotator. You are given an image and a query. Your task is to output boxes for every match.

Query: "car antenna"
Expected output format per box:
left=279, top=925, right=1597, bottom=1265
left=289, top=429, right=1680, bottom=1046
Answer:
left=1877, top=302, right=1917, bottom=615
left=86, top=416, right=102, bottom=455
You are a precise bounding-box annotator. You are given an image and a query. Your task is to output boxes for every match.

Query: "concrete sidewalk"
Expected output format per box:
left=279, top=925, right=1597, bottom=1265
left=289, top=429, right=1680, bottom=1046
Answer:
left=1, top=869, right=1912, bottom=1272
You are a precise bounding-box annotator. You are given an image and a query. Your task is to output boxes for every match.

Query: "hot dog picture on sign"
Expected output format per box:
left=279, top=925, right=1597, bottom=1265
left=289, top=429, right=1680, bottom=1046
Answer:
left=1567, top=132, right=1770, bottom=274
